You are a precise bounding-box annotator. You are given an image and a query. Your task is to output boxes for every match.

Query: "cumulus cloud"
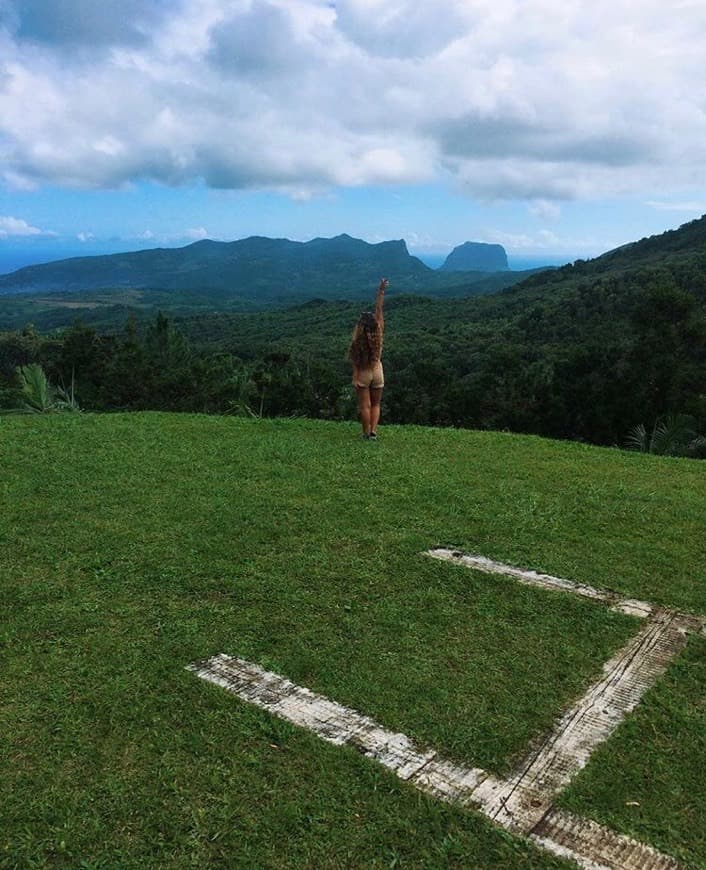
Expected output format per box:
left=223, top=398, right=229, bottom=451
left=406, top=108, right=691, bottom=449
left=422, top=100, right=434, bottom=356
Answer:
left=0, top=215, right=54, bottom=237
left=529, top=200, right=561, bottom=221
left=645, top=200, right=705, bottom=212
left=208, top=2, right=319, bottom=76
left=5, top=0, right=174, bottom=47
left=2, top=0, right=706, bottom=201
left=333, top=0, right=471, bottom=58
left=487, top=227, right=599, bottom=253
left=183, top=226, right=209, bottom=240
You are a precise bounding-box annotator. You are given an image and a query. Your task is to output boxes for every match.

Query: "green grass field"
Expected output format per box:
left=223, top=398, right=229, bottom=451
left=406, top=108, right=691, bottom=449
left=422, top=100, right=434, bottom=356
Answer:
left=2, top=413, right=704, bottom=867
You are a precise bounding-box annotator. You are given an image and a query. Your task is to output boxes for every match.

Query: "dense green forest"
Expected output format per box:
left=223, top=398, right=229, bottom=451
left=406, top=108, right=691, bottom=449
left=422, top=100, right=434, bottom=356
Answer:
left=2, top=217, right=706, bottom=452
left=0, top=269, right=543, bottom=334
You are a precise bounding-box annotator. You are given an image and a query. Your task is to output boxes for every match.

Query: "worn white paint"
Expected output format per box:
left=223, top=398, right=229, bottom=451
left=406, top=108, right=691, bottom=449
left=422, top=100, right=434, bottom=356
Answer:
left=188, top=549, right=704, bottom=869
left=188, top=653, right=445, bottom=780
left=426, top=548, right=656, bottom=618
left=426, top=549, right=706, bottom=631
left=188, top=652, right=682, bottom=869
left=531, top=808, right=681, bottom=870
left=476, top=610, right=690, bottom=832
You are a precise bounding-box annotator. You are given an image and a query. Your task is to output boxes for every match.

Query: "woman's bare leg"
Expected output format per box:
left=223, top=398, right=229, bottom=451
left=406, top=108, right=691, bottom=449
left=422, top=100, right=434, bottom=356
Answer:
left=370, top=387, right=383, bottom=434
left=356, top=386, right=372, bottom=435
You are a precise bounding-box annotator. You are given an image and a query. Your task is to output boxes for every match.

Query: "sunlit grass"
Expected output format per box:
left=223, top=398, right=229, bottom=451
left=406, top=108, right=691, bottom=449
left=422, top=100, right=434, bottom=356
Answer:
left=2, top=413, right=704, bottom=867
left=559, top=635, right=706, bottom=869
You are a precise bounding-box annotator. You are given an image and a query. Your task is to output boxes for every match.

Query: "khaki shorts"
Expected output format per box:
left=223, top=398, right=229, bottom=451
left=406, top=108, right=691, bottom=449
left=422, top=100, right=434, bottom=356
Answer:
left=354, top=360, right=384, bottom=389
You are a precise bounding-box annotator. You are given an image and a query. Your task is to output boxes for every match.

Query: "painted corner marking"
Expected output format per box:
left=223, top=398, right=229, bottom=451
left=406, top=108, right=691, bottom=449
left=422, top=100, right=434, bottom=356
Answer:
left=425, top=548, right=705, bottom=634
left=481, top=610, right=690, bottom=832
left=187, top=548, right=703, bottom=869
left=188, top=650, right=683, bottom=869
left=188, top=654, right=437, bottom=778
left=426, top=548, right=656, bottom=617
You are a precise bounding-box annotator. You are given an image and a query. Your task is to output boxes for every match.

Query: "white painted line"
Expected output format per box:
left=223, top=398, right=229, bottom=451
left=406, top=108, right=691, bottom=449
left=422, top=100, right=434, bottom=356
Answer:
left=409, top=756, right=501, bottom=805
left=188, top=654, right=683, bottom=870
left=426, top=548, right=656, bottom=617
left=426, top=549, right=706, bottom=632
left=187, top=653, right=485, bottom=786
left=531, top=808, right=680, bottom=870
left=477, top=610, right=690, bottom=831
left=187, top=549, right=703, bottom=868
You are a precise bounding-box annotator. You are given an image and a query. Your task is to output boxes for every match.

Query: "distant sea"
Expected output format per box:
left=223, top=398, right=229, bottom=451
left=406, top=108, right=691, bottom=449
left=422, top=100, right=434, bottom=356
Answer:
left=0, top=248, right=87, bottom=276
left=415, top=253, right=571, bottom=271
left=0, top=242, right=146, bottom=276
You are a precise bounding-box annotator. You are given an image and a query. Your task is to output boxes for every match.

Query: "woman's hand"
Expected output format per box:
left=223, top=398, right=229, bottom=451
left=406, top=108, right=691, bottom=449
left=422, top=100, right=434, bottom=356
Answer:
left=378, top=278, right=389, bottom=292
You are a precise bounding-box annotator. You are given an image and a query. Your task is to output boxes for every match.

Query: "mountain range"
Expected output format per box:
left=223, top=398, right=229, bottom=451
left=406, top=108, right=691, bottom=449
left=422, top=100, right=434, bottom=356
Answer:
left=0, top=234, right=512, bottom=301
left=0, top=234, right=531, bottom=302
left=1, top=214, right=704, bottom=447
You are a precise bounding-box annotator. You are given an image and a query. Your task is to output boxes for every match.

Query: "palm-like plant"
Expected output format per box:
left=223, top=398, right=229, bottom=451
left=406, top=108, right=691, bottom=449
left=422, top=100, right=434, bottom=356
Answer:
left=626, top=413, right=703, bottom=457
left=56, top=371, right=81, bottom=413
left=224, top=365, right=259, bottom=418
left=18, top=363, right=56, bottom=412
left=16, top=364, right=81, bottom=413
left=625, top=422, right=649, bottom=453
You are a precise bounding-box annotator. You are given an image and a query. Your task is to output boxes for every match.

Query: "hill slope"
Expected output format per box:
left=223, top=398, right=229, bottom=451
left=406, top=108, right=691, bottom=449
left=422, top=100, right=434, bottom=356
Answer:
left=1, top=215, right=705, bottom=448
left=0, top=233, right=535, bottom=305
left=1, top=413, right=704, bottom=868
left=0, top=234, right=423, bottom=297
left=179, top=216, right=706, bottom=437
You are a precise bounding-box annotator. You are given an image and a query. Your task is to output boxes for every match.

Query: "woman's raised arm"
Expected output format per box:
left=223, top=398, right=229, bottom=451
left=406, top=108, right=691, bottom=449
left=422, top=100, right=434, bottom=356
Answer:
left=375, top=278, right=388, bottom=326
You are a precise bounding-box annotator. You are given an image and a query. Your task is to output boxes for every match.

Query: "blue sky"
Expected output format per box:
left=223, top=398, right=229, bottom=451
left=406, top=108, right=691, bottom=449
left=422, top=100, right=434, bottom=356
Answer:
left=2, top=0, right=706, bottom=274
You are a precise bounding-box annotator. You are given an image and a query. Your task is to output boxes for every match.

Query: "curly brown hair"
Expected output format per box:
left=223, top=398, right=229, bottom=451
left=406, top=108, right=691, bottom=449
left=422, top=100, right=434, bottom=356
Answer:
left=349, top=312, right=383, bottom=368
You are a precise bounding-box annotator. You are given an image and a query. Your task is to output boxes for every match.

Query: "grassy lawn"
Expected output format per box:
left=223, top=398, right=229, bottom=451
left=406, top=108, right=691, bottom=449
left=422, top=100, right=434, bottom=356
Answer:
left=559, top=633, right=706, bottom=869
left=2, top=413, right=704, bottom=867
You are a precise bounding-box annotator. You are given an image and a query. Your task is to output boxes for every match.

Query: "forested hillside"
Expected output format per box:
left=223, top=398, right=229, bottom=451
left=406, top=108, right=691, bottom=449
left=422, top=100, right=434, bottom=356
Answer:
left=0, top=265, right=547, bottom=334
left=1, top=217, right=705, bottom=450
left=0, top=233, right=539, bottom=314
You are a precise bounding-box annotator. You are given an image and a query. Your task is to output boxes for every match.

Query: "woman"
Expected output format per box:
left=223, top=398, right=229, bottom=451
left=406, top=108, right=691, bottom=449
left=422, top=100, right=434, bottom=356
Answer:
left=349, top=278, right=388, bottom=439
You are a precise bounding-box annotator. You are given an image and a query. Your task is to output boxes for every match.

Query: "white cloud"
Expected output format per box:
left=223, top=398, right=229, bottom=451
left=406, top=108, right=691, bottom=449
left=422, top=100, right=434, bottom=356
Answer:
left=486, top=227, right=605, bottom=253
left=0, top=215, right=54, bottom=237
left=403, top=230, right=447, bottom=252
left=76, top=231, right=94, bottom=242
left=183, top=226, right=209, bottom=240
left=333, top=0, right=471, bottom=58
left=2, top=1, right=706, bottom=201
left=7, top=0, right=173, bottom=47
left=485, top=230, right=545, bottom=250
left=528, top=200, right=561, bottom=221
left=645, top=200, right=705, bottom=213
